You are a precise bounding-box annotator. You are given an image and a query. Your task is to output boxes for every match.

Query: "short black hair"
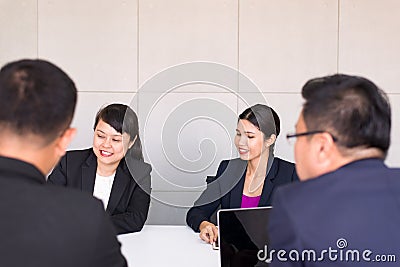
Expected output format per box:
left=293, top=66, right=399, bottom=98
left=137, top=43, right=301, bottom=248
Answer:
left=94, top=103, right=143, bottom=160
left=301, top=74, right=391, bottom=154
left=239, top=104, right=280, bottom=138
left=0, top=59, right=77, bottom=144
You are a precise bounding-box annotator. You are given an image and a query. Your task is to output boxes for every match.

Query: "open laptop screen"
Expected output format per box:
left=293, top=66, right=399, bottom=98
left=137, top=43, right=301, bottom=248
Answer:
left=217, top=207, right=272, bottom=267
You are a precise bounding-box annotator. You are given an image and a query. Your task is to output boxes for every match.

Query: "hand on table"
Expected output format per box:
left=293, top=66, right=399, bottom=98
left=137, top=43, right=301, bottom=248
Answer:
left=199, top=221, right=218, bottom=244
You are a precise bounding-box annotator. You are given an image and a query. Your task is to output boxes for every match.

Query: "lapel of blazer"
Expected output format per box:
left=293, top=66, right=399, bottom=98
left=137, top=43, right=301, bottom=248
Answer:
left=258, top=158, right=278, bottom=206
left=226, top=159, right=247, bottom=209
left=106, top=159, right=132, bottom=214
left=230, top=172, right=246, bottom=208
left=81, top=152, right=97, bottom=193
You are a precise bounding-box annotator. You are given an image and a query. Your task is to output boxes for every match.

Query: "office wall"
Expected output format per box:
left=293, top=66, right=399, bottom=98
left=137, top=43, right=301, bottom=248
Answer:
left=1, top=0, right=399, bottom=225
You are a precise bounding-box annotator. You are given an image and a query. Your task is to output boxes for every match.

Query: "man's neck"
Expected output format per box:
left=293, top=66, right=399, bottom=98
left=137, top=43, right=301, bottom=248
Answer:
left=330, top=147, right=385, bottom=173
left=0, top=136, right=52, bottom=176
left=340, top=146, right=384, bottom=161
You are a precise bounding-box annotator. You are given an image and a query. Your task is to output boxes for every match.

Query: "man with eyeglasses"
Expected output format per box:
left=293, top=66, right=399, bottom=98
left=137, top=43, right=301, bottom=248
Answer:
left=268, top=74, right=400, bottom=266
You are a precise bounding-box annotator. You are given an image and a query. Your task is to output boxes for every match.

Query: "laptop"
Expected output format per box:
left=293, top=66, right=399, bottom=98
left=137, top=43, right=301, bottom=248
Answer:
left=217, top=207, right=272, bottom=267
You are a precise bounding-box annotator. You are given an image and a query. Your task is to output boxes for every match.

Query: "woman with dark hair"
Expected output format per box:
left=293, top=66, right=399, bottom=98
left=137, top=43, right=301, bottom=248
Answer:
left=48, top=103, right=151, bottom=235
left=186, top=104, right=298, bottom=244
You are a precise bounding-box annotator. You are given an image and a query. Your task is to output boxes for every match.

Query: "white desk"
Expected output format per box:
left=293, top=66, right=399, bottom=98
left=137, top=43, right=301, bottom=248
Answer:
left=118, top=225, right=219, bottom=267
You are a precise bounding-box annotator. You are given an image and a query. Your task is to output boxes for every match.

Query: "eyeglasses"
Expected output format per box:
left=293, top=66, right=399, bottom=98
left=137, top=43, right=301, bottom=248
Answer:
left=286, top=130, right=338, bottom=145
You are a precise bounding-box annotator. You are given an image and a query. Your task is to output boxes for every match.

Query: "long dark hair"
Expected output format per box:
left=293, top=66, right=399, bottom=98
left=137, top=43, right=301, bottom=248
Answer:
left=238, top=104, right=280, bottom=154
left=94, top=103, right=143, bottom=160
left=239, top=104, right=280, bottom=137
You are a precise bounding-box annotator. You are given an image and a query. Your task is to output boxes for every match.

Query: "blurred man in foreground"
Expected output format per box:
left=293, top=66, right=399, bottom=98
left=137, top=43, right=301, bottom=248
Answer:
left=268, top=74, right=400, bottom=266
left=0, top=59, right=127, bottom=267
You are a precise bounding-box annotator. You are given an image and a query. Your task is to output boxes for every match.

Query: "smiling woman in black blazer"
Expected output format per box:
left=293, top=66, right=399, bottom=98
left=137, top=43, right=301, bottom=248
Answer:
left=186, top=104, right=298, bottom=244
left=48, top=103, right=151, bottom=235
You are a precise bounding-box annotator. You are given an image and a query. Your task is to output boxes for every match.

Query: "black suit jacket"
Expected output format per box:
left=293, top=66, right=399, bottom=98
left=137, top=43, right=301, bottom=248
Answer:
left=186, top=157, right=298, bottom=232
left=268, top=159, right=400, bottom=266
left=48, top=148, right=152, bottom=234
left=0, top=156, right=127, bottom=267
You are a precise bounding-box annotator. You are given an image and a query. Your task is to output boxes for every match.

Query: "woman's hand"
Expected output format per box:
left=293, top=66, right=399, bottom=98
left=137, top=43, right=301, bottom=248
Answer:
left=199, top=221, right=218, bottom=244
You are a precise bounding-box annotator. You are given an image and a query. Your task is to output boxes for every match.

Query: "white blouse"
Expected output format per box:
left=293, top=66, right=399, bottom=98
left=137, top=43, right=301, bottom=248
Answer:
left=93, top=172, right=116, bottom=209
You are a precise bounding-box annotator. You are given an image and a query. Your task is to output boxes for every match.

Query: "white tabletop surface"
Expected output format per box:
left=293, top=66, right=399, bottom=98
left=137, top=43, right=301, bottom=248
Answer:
left=118, top=225, right=219, bottom=267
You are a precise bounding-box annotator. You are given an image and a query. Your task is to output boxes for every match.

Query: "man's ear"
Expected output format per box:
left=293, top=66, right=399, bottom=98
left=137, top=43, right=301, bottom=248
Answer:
left=55, top=128, right=77, bottom=157
left=315, top=132, right=336, bottom=163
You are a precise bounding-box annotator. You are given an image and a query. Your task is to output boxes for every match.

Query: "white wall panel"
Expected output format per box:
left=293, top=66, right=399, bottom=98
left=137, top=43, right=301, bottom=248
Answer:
left=38, top=0, right=138, bottom=92
left=239, top=0, right=338, bottom=93
left=339, top=0, right=400, bottom=94
left=138, top=0, right=238, bottom=90
left=386, top=94, right=400, bottom=167
left=0, top=0, right=37, bottom=66
left=138, top=91, right=238, bottom=193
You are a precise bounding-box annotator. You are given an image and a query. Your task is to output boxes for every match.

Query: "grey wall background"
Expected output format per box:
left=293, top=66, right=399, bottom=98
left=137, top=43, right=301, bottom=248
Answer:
left=1, top=0, right=399, bottom=225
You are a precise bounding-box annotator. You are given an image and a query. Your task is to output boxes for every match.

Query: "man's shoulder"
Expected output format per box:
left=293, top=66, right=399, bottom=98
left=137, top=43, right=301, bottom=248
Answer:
left=44, top=183, right=104, bottom=214
left=42, top=184, right=115, bottom=234
left=274, top=159, right=400, bottom=206
left=1, top=182, right=124, bottom=267
left=1, top=179, right=113, bottom=234
left=319, top=158, right=400, bottom=186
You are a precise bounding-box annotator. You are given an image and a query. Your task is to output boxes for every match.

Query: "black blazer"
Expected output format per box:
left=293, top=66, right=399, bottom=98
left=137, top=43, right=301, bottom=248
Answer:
left=186, top=157, right=298, bottom=232
left=268, top=159, right=400, bottom=267
left=48, top=148, right=152, bottom=235
left=0, top=156, right=127, bottom=267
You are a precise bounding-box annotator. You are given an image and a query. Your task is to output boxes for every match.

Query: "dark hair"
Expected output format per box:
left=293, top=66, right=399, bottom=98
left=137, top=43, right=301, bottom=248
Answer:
left=94, top=103, right=143, bottom=160
left=301, top=74, right=391, bottom=154
left=0, top=59, right=77, bottom=144
left=239, top=104, right=280, bottom=138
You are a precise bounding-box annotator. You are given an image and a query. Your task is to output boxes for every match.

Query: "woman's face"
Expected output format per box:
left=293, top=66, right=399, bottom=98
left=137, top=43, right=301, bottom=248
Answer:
left=93, top=119, right=132, bottom=167
left=234, top=119, right=269, bottom=162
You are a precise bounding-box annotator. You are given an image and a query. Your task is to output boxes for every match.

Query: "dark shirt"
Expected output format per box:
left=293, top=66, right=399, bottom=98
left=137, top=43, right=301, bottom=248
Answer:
left=0, top=156, right=127, bottom=267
